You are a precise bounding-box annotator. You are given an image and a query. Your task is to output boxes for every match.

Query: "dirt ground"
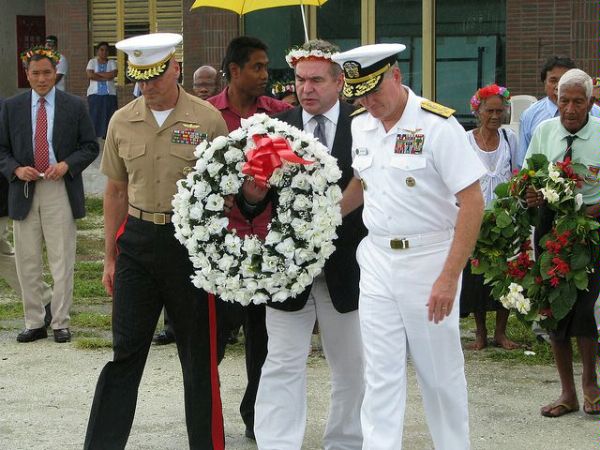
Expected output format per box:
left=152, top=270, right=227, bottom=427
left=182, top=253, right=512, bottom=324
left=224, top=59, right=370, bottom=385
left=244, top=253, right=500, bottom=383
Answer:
left=0, top=331, right=598, bottom=450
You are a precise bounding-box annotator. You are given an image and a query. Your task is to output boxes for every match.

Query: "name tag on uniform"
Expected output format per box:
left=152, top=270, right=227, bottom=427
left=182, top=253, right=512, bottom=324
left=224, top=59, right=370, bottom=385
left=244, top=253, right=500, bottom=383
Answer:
left=172, top=128, right=207, bottom=145
left=395, top=129, right=424, bottom=155
left=355, top=147, right=369, bottom=156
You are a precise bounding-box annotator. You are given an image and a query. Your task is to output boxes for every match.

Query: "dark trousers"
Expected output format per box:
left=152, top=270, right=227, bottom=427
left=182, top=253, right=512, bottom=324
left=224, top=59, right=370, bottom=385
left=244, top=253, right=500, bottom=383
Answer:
left=240, top=303, right=268, bottom=430
left=84, top=217, right=222, bottom=449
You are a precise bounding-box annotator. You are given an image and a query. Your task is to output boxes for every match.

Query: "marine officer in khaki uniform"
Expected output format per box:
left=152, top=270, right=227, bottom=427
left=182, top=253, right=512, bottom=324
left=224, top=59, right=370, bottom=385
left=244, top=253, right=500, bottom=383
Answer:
left=333, top=44, right=486, bottom=450
left=84, top=33, right=229, bottom=450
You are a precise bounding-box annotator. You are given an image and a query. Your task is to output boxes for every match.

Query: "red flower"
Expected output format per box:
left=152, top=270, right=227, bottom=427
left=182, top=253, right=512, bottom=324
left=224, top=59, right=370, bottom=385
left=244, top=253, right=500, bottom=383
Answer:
left=471, top=258, right=480, bottom=268
left=550, top=277, right=561, bottom=287
left=535, top=276, right=543, bottom=285
left=551, top=257, right=570, bottom=275
left=540, top=308, right=553, bottom=318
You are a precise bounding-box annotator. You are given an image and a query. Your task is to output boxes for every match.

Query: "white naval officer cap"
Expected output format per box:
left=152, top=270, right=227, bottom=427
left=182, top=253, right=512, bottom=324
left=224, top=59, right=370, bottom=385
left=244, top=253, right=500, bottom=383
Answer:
left=331, top=43, right=406, bottom=99
left=116, top=33, right=182, bottom=81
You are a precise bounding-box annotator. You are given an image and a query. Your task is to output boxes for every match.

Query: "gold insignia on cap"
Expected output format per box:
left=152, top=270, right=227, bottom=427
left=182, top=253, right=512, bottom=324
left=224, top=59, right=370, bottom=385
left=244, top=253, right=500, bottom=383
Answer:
left=133, top=49, right=142, bottom=57
left=344, top=61, right=361, bottom=79
left=421, top=100, right=455, bottom=119
left=406, top=177, right=416, bottom=187
left=126, top=51, right=175, bottom=81
left=350, top=107, right=367, bottom=117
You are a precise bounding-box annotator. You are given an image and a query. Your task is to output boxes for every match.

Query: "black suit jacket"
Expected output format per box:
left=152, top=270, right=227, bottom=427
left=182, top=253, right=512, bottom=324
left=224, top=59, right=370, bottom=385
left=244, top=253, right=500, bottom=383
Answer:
left=269, top=101, right=367, bottom=313
left=0, top=89, right=99, bottom=220
left=0, top=98, right=7, bottom=218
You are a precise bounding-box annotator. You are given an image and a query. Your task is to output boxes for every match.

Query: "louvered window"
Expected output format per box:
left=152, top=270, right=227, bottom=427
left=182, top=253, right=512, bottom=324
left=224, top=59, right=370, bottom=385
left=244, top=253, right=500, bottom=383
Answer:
left=90, top=0, right=183, bottom=85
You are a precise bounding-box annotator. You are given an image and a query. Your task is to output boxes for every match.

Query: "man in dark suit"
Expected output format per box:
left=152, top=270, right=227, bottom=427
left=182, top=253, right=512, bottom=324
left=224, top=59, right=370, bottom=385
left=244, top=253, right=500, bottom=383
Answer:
left=0, top=47, right=98, bottom=343
left=252, top=40, right=367, bottom=450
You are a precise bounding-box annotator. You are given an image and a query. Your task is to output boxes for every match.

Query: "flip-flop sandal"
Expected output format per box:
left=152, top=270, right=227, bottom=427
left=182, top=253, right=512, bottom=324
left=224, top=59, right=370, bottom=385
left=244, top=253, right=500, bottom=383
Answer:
left=583, top=395, right=600, bottom=415
left=540, top=401, right=579, bottom=418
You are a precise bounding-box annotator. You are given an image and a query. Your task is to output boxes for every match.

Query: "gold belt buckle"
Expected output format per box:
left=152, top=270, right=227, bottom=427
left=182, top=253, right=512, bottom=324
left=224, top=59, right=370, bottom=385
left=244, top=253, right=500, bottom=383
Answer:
left=153, top=213, right=167, bottom=225
left=390, top=238, right=409, bottom=250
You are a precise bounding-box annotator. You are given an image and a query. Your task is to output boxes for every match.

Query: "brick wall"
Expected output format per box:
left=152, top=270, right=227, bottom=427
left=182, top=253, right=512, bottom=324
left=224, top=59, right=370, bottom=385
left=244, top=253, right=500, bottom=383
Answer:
left=507, top=0, right=599, bottom=97
left=182, top=1, right=238, bottom=93
left=45, top=0, right=89, bottom=98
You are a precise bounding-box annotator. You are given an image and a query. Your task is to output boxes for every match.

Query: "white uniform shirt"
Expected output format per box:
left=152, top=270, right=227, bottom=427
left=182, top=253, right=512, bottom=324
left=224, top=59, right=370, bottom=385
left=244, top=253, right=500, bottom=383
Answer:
left=86, top=58, right=117, bottom=96
left=55, top=54, right=68, bottom=91
left=351, top=87, right=486, bottom=236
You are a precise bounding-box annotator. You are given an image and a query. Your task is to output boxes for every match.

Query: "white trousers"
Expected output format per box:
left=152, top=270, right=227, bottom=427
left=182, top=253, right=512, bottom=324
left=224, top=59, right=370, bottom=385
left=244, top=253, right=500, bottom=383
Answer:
left=14, top=180, right=76, bottom=329
left=255, top=275, right=365, bottom=450
left=357, top=236, right=469, bottom=450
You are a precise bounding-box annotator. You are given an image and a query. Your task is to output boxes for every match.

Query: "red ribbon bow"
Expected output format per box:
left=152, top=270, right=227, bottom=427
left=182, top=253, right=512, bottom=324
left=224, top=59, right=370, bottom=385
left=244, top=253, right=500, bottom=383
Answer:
left=242, top=134, right=313, bottom=188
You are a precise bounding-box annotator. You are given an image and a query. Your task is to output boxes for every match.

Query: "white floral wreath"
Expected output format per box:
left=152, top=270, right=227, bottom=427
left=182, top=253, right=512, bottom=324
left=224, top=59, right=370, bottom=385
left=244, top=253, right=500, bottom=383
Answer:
left=172, top=113, right=343, bottom=305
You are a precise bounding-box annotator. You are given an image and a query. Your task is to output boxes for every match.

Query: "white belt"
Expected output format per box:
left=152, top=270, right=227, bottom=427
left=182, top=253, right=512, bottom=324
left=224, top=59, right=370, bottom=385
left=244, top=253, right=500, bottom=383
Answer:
left=368, top=229, right=453, bottom=250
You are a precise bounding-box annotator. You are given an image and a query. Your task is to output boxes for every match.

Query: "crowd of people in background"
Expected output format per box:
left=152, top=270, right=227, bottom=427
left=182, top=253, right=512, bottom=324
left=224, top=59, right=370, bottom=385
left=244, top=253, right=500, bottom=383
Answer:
left=0, top=30, right=599, bottom=450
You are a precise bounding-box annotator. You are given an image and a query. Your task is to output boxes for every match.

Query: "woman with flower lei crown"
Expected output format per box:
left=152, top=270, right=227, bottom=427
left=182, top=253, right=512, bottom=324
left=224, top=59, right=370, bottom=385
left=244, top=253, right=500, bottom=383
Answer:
left=460, top=84, right=521, bottom=350
left=490, top=69, right=600, bottom=417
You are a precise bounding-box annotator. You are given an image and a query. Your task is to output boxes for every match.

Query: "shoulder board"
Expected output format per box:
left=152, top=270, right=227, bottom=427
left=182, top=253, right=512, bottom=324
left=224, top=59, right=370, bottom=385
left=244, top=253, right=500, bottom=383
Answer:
left=420, top=100, right=455, bottom=119
left=350, top=107, right=367, bottom=118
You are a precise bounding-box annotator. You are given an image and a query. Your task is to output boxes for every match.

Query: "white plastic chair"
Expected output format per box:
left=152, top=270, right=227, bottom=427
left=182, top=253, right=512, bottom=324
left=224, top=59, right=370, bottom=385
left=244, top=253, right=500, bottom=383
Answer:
left=509, top=95, right=538, bottom=126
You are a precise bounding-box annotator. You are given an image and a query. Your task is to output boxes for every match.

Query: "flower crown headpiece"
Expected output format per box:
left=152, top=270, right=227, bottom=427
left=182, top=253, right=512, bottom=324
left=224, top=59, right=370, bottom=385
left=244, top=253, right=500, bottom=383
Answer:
left=271, top=80, right=296, bottom=97
left=20, top=46, right=61, bottom=65
left=470, top=83, right=510, bottom=113
left=285, top=44, right=339, bottom=68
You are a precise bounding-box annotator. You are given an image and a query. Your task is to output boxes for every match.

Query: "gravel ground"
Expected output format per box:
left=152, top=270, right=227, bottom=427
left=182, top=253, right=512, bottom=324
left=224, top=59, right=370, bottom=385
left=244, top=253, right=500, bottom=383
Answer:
left=0, top=332, right=598, bottom=450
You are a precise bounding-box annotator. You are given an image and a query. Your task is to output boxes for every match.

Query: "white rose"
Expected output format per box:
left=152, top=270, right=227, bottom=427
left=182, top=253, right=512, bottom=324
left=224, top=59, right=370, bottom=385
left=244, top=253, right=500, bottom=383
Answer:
left=278, top=209, right=293, bottom=224
left=220, top=174, right=242, bottom=195
left=224, top=147, right=245, bottom=164
left=205, top=194, right=225, bottom=212
left=320, top=241, right=336, bottom=258
left=194, top=141, right=209, bottom=158
left=278, top=188, right=294, bottom=206
left=177, top=188, right=192, bottom=203
left=218, top=254, right=236, bottom=272
left=207, top=162, right=224, bottom=178
left=192, top=225, right=210, bottom=242
left=575, top=193, right=583, bottom=211
left=261, top=255, right=280, bottom=273
left=325, top=185, right=343, bottom=204
left=323, top=163, right=342, bottom=183
left=242, top=237, right=262, bottom=255
left=195, top=158, right=208, bottom=173
left=297, top=271, right=312, bottom=288
left=229, top=128, right=246, bottom=142
left=269, top=168, right=284, bottom=187
left=272, top=290, right=291, bottom=303
left=224, top=234, right=243, bottom=256
left=244, top=279, right=259, bottom=292
left=211, top=135, right=228, bottom=150
left=295, top=247, right=316, bottom=265
left=240, top=257, right=256, bottom=278
left=189, top=203, right=204, bottom=221
left=190, top=253, right=209, bottom=270
left=265, top=230, right=283, bottom=246
left=275, top=237, right=296, bottom=259
left=291, top=173, right=311, bottom=191
left=250, top=292, right=269, bottom=304
left=309, top=173, right=328, bottom=192
left=193, top=181, right=212, bottom=200
left=291, top=218, right=310, bottom=236
left=178, top=223, right=192, bottom=238
left=292, top=194, right=311, bottom=211
left=290, top=282, right=304, bottom=296
left=207, top=216, right=229, bottom=234
left=515, top=296, right=531, bottom=315
left=306, top=263, right=322, bottom=277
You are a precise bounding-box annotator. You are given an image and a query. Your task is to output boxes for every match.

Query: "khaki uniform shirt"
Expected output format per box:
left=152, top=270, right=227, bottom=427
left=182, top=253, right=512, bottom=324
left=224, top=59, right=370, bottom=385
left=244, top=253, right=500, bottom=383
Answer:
left=101, top=87, right=228, bottom=212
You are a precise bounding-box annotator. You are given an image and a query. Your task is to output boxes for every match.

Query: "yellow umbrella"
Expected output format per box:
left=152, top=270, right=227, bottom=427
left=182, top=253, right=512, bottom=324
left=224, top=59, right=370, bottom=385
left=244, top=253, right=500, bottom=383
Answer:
left=191, top=0, right=329, bottom=42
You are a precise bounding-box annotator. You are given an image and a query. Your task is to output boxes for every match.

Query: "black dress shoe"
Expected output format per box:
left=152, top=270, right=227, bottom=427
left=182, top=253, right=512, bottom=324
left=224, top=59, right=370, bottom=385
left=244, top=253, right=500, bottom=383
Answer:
left=153, top=329, right=176, bottom=345
left=244, top=427, right=255, bottom=440
left=53, top=328, right=71, bottom=343
left=17, top=327, right=48, bottom=343
left=44, top=303, right=52, bottom=328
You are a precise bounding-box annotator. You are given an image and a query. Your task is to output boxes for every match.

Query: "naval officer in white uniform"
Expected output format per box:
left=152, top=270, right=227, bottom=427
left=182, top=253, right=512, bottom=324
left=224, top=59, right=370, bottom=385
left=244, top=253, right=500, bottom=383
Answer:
left=334, top=44, right=486, bottom=450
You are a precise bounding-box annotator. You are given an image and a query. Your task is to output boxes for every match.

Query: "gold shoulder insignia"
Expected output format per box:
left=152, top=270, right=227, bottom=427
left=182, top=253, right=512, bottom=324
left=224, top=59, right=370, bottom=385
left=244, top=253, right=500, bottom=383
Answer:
left=350, top=107, right=367, bottom=118
left=420, top=100, right=455, bottom=119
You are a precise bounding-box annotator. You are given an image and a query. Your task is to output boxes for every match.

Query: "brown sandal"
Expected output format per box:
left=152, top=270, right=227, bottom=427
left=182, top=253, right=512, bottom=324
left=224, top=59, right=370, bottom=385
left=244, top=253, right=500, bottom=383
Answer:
left=540, top=401, right=579, bottom=418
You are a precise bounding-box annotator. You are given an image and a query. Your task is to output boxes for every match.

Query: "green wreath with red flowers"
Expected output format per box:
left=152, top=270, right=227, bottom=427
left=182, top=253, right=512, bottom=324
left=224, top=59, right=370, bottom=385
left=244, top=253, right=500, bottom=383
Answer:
left=471, top=153, right=600, bottom=330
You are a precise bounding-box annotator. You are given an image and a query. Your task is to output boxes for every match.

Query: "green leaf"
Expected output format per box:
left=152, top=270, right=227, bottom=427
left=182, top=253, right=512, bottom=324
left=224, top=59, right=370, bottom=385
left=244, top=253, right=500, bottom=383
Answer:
left=550, top=285, right=577, bottom=321
left=501, top=226, right=515, bottom=238
left=494, top=182, right=510, bottom=199
left=528, top=153, right=549, bottom=171
left=570, top=245, right=590, bottom=271
left=496, top=211, right=512, bottom=228
left=573, top=270, right=589, bottom=290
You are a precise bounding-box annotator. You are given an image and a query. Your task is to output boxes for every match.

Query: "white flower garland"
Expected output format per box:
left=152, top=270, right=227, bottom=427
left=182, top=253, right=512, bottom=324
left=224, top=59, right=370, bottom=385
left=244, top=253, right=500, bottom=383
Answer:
left=285, top=48, right=337, bottom=68
left=172, top=113, right=343, bottom=305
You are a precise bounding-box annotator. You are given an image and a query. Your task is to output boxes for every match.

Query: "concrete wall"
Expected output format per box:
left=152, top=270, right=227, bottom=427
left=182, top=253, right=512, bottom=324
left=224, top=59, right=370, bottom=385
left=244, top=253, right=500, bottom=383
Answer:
left=0, top=0, right=45, bottom=98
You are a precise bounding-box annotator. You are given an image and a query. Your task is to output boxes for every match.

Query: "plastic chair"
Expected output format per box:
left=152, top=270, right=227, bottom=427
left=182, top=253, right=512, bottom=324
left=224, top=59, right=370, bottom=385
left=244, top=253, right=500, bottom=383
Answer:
left=509, top=95, right=538, bottom=125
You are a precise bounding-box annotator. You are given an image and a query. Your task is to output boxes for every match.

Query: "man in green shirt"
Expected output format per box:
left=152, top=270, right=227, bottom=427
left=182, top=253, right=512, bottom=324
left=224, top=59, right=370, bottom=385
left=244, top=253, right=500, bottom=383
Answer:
left=524, top=68, right=600, bottom=417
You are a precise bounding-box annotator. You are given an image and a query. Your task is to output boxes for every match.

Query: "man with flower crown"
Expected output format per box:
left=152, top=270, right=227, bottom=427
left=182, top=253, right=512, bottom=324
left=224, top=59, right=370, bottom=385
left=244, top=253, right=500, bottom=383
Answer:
left=250, top=39, right=367, bottom=450
left=0, top=46, right=98, bottom=344
left=523, top=68, right=600, bottom=417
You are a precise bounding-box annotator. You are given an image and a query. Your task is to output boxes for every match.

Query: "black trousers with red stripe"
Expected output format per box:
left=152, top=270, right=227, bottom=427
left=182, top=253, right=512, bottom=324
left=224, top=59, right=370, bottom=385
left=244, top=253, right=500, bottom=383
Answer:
left=84, top=217, right=223, bottom=450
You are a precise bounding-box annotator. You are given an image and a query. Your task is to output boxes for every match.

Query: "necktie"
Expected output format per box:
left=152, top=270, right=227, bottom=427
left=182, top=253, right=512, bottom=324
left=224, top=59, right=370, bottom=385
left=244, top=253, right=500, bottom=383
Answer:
left=34, top=97, right=50, bottom=173
left=564, top=135, right=577, bottom=161
left=313, top=115, right=328, bottom=149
